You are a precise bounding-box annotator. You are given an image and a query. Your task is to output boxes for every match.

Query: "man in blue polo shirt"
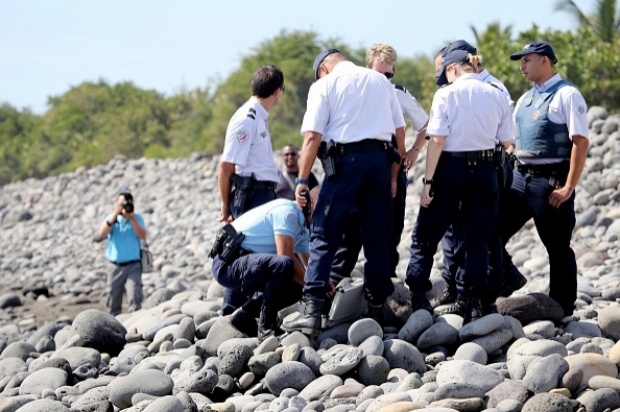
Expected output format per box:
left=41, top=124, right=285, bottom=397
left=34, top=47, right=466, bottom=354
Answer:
left=98, top=188, right=147, bottom=316
left=211, top=197, right=312, bottom=341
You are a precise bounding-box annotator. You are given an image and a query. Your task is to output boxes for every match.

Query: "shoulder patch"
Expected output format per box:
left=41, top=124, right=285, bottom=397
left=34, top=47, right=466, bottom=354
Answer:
left=394, top=84, right=407, bottom=93
left=247, top=107, right=256, bottom=120
left=236, top=129, right=249, bottom=143
left=575, top=105, right=586, bottom=116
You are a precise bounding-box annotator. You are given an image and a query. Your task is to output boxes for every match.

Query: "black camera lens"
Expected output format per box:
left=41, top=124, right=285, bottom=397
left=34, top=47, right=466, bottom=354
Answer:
left=122, top=201, right=134, bottom=214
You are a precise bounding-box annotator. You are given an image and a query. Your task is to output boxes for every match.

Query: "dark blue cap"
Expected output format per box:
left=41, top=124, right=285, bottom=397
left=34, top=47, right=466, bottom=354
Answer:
left=435, top=49, right=471, bottom=86
left=442, top=40, right=477, bottom=58
left=313, top=49, right=340, bottom=80
left=510, top=40, right=557, bottom=64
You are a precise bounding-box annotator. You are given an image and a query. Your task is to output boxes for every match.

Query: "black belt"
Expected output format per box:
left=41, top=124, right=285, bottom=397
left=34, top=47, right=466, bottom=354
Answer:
left=111, top=260, right=140, bottom=266
left=339, top=139, right=391, bottom=156
left=517, top=162, right=569, bottom=178
left=444, top=149, right=495, bottom=162
left=253, top=180, right=277, bottom=190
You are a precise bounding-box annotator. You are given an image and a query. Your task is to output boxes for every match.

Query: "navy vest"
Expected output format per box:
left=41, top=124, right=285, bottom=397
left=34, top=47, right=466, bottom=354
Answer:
left=515, top=80, right=572, bottom=160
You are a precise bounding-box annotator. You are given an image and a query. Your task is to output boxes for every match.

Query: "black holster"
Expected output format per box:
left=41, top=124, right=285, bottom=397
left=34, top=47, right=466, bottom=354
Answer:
left=318, top=140, right=339, bottom=178
left=230, top=173, right=255, bottom=213
left=494, top=146, right=508, bottom=190
left=209, top=224, right=246, bottom=264
left=390, top=134, right=402, bottom=164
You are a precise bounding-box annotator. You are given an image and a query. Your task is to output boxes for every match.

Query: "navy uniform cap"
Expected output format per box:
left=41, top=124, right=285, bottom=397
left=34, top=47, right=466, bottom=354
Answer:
left=442, top=40, right=477, bottom=58
left=509, top=40, right=557, bottom=64
left=435, top=49, right=471, bottom=87
left=312, top=48, right=340, bottom=80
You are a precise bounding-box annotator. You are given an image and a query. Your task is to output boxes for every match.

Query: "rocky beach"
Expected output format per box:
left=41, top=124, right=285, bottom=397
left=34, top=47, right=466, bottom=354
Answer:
left=1, top=106, right=620, bottom=412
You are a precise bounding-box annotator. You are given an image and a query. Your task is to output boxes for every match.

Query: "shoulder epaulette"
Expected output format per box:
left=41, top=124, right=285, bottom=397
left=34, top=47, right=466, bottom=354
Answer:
left=488, top=82, right=501, bottom=91
left=394, top=84, right=407, bottom=93
left=247, top=108, right=256, bottom=120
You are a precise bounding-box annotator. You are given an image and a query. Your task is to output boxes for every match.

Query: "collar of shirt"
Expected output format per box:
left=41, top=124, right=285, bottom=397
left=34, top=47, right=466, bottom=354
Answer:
left=534, top=73, right=562, bottom=93
left=250, top=96, right=269, bottom=120
left=453, top=72, right=480, bottom=83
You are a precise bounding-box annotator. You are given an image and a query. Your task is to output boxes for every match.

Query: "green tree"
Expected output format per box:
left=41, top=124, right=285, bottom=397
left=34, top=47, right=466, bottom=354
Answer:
left=555, top=0, right=620, bottom=42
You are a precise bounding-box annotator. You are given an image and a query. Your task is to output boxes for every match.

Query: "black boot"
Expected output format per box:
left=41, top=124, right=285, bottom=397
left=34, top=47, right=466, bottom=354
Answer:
left=258, top=308, right=282, bottom=342
left=366, top=301, right=384, bottom=324
left=281, top=294, right=324, bottom=337
left=498, top=263, right=527, bottom=297
left=431, top=287, right=457, bottom=308
left=410, top=291, right=433, bottom=314
left=462, top=297, right=483, bottom=324
left=230, top=307, right=258, bottom=337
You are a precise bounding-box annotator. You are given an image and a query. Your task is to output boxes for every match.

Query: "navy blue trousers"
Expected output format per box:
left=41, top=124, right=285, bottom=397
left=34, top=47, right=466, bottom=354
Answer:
left=405, top=155, right=499, bottom=298
left=497, top=168, right=576, bottom=315
left=330, top=167, right=407, bottom=281
left=305, top=150, right=394, bottom=304
left=441, top=160, right=514, bottom=299
left=221, top=187, right=277, bottom=315
left=213, top=253, right=301, bottom=315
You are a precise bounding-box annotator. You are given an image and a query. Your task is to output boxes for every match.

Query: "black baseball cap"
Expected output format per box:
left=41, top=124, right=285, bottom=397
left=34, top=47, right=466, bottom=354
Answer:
left=313, top=48, right=340, bottom=80
left=509, top=40, right=557, bottom=64
left=435, top=49, right=471, bottom=86
left=442, top=40, right=477, bottom=58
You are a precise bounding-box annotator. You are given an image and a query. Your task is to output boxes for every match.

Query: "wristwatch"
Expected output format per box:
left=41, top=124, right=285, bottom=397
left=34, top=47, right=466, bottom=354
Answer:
left=422, top=177, right=433, bottom=185
left=295, top=177, right=309, bottom=186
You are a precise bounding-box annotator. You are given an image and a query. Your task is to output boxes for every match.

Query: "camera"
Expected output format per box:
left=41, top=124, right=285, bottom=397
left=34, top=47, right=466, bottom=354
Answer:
left=122, top=201, right=134, bottom=214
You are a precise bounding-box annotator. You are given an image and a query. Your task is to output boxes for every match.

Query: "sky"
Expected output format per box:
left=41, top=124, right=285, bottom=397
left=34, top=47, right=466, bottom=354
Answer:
left=0, top=0, right=592, bottom=115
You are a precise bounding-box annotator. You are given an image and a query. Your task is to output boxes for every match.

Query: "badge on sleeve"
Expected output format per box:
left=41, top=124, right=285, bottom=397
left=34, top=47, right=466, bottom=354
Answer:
left=532, top=110, right=541, bottom=120
left=575, top=105, right=585, bottom=115
left=236, top=130, right=248, bottom=143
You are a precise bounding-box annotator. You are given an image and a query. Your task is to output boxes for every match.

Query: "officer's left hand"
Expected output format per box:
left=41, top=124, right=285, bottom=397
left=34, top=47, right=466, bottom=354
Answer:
left=549, top=185, right=573, bottom=209
left=404, top=148, right=419, bottom=172
left=421, top=184, right=433, bottom=208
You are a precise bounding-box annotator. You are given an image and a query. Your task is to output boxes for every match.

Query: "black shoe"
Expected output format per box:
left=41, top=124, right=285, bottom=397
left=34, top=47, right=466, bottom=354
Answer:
left=366, top=302, right=384, bottom=324
left=435, top=298, right=466, bottom=316
left=410, top=291, right=433, bottom=314
left=431, top=288, right=457, bottom=308
left=281, top=294, right=324, bottom=337
left=462, top=298, right=483, bottom=324
left=481, top=299, right=498, bottom=316
left=258, top=310, right=283, bottom=342
left=499, top=264, right=527, bottom=297
left=230, top=308, right=258, bottom=336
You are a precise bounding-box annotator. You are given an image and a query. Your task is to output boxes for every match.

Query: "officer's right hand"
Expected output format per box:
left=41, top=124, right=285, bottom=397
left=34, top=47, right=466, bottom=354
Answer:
left=421, top=184, right=433, bottom=207
left=219, top=205, right=234, bottom=223
left=326, top=279, right=337, bottom=299
left=295, top=184, right=310, bottom=210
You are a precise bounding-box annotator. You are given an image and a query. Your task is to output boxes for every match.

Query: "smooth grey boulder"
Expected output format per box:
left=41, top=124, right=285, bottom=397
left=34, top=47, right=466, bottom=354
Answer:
left=382, top=339, right=426, bottom=374
left=68, top=309, right=126, bottom=357
left=521, top=392, right=574, bottom=412
left=348, top=318, right=382, bottom=346
left=0, top=342, right=37, bottom=362
left=356, top=355, right=389, bottom=386
left=108, top=370, right=174, bottom=409
left=13, top=399, right=70, bottom=411
left=264, top=361, right=315, bottom=396
left=522, top=353, right=569, bottom=393
left=298, top=374, right=343, bottom=402
left=435, top=360, right=504, bottom=392
left=18, top=367, right=68, bottom=395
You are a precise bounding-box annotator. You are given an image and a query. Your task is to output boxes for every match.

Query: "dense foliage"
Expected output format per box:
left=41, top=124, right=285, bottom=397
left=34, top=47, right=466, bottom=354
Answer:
left=1, top=23, right=619, bottom=185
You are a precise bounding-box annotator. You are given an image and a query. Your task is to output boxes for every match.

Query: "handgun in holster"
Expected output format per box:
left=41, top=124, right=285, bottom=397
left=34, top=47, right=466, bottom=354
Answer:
left=390, top=134, right=402, bottom=164
left=318, top=140, right=339, bottom=178
left=230, top=173, right=255, bottom=212
left=208, top=224, right=246, bottom=264
left=494, top=145, right=508, bottom=190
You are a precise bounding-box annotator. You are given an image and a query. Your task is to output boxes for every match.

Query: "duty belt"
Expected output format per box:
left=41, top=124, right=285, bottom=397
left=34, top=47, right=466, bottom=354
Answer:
left=253, top=180, right=277, bottom=191
left=337, top=139, right=392, bottom=156
left=444, top=149, right=495, bottom=162
left=111, top=260, right=140, bottom=266
left=516, top=162, right=569, bottom=179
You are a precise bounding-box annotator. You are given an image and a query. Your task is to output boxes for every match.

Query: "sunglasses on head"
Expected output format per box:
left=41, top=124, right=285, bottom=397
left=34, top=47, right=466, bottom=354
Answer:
left=384, top=72, right=394, bottom=79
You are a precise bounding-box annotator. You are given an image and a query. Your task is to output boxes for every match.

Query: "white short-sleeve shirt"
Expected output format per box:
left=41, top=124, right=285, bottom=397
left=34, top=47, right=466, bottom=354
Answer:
left=300, top=61, right=406, bottom=143
left=427, top=73, right=515, bottom=152
left=394, top=85, right=429, bottom=132
left=221, top=97, right=281, bottom=183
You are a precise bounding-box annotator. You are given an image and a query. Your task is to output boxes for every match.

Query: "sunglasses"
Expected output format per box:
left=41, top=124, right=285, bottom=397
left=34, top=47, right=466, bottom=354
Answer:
left=384, top=72, right=394, bottom=79
left=281, top=84, right=286, bottom=92
left=283, top=152, right=298, bottom=157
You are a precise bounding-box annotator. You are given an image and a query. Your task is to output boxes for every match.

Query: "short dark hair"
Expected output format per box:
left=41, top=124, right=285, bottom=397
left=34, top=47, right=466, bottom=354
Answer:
left=252, top=65, right=284, bottom=98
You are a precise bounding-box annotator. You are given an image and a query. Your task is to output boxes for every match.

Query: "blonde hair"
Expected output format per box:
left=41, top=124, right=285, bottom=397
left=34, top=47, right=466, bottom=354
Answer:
left=449, top=53, right=482, bottom=73
left=366, top=43, right=398, bottom=68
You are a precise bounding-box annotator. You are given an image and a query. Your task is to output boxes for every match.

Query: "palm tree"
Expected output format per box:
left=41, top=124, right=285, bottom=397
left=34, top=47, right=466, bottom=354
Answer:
left=554, top=0, right=620, bottom=42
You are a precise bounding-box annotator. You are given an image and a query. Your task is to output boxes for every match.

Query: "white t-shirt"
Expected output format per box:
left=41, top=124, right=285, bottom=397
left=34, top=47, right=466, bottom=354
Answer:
left=395, top=85, right=429, bottom=131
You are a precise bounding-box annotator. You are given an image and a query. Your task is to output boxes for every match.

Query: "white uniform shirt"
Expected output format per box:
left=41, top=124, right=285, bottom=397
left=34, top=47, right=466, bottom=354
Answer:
left=514, top=73, right=589, bottom=141
left=300, top=61, right=406, bottom=143
left=221, top=96, right=281, bottom=183
left=395, top=85, right=429, bottom=131
left=478, top=69, right=513, bottom=107
left=427, top=73, right=515, bottom=152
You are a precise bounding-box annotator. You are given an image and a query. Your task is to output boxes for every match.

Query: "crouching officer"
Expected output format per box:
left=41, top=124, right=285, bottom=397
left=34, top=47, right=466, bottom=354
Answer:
left=210, top=197, right=312, bottom=341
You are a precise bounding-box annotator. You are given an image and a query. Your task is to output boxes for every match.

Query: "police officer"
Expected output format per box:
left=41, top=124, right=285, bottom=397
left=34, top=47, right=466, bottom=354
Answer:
left=405, top=48, right=514, bottom=323
left=217, top=65, right=285, bottom=316
left=282, top=49, right=406, bottom=336
left=330, top=43, right=429, bottom=284
left=498, top=40, right=589, bottom=317
left=429, top=40, right=525, bottom=313
left=210, top=197, right=311, bottom=341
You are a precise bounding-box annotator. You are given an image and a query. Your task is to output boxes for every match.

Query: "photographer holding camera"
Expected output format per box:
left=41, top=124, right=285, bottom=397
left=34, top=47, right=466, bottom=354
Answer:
left=98, top=187, right=147, bottom=316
